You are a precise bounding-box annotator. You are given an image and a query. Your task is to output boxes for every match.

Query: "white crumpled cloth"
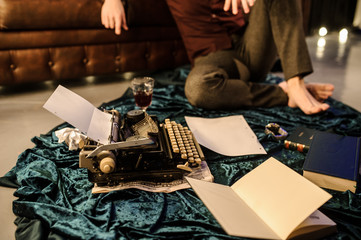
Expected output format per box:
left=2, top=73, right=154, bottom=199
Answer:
left=55, top=128, right=87, bottom=150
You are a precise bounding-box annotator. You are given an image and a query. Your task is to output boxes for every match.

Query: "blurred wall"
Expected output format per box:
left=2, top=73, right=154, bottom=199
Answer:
left=303, top=0, right=357, bottom=35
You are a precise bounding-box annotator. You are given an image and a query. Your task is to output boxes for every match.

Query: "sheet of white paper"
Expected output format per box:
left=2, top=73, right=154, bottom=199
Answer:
left=231, top=157, right=332, bottom=240
left=43, top=85, right=112, bottom=144
left=87, top=109, right=113, bottom=144
left=185, top=115, right=266, bottom=156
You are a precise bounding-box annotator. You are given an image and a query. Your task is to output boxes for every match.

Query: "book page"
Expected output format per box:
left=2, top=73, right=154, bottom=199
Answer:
left=289, top=210, right=336, bottom=239
left=43, top=85, right=112, bottom=144
left=186, top=177, right=279, bottom=239
left=303, top=170, right=357, bottom=193
left=231, top=158, right=332, bottom=240
left=185, top=115, right=266, bottom=156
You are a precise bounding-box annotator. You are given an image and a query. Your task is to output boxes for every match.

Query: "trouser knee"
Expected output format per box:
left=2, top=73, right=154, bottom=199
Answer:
left=185, top=65, right=229, bottom=109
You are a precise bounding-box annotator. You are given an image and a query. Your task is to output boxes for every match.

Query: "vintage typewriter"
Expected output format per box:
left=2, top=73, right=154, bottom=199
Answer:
left=79, top=109, right=204, bottom=186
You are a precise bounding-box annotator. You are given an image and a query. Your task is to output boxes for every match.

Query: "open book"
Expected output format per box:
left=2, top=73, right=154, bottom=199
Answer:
left=186, top=158, right=336, bottom=240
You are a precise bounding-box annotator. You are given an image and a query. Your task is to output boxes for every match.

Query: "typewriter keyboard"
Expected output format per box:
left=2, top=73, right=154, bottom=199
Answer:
left=164, top=119, right=203, bottom=172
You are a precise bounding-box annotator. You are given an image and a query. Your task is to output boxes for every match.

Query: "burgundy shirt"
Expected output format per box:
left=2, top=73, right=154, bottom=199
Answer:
left=166, top=0, right=246, bottom=64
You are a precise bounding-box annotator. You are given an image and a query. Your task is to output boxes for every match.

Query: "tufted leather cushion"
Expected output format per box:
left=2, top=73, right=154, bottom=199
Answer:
left=0, top=27, right=182, bottom=49
left=0, top=38, right=187, bottom=85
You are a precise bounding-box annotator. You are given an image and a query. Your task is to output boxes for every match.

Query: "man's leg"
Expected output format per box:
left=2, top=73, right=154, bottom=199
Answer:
left=185, top=50, right=288, bottom=110
left=236, top=0, right=313, bottom=81
left=237, top=0, right=333, bottom=114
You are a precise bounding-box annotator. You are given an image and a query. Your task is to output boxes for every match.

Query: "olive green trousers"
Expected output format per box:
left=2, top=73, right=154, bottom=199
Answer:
left=185, top=0, right=313, bottom=110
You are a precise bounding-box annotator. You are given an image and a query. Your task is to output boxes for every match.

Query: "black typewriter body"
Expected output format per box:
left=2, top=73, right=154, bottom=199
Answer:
left=79, top=110, right=204, bottom=186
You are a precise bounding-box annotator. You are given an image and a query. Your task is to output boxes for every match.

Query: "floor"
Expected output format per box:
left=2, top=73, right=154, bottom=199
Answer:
left=1, top=31, right=361, bottom=239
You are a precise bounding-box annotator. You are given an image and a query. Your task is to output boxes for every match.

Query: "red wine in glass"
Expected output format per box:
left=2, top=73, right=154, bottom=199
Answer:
left=134, top=90, right=153, bottom=110
left=131, top=77, right=155, bottom=111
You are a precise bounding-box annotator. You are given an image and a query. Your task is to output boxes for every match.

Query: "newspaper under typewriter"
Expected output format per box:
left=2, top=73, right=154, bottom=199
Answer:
left=79, top=109, right=204, bottom=186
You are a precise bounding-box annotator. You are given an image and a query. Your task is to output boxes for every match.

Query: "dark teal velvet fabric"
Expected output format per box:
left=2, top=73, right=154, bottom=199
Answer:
left=1, top=68, right=361, bottom=240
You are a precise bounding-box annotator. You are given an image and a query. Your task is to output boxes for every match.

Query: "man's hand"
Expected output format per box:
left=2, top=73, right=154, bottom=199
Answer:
left=101, top=0, right=128, bottom=35
left=223, top=0, right=256, bottom=14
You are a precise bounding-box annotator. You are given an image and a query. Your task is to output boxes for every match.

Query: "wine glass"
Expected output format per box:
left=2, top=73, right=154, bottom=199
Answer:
left=130, top=77, right=155, bottom=111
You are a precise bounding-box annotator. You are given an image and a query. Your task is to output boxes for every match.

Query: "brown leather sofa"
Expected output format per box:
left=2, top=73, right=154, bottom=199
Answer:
left=0, top=0, right=189, bottom=86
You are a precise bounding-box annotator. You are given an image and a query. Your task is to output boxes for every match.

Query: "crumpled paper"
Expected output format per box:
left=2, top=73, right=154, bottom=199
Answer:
left=55, top=128, right=87, bottom=150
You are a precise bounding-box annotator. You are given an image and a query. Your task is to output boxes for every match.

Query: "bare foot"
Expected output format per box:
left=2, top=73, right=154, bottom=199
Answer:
left=278, top=77, right=333, bottom=115
left=279, top=81, right=334, bottom=102
left=305, top=82, right=334, bottom=101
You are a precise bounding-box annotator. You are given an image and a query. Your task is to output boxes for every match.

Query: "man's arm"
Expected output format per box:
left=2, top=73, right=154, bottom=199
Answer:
left=101, top=0, right=128, bottom=35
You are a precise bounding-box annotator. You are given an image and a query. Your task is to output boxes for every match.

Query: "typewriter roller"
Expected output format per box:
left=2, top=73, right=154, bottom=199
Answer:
left=79, top=110, right=205, bottom=186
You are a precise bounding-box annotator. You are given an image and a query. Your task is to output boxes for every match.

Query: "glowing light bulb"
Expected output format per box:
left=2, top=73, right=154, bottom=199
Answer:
left=316, top=37, right=326, bottom=59
left=317, top=37, right=326, bottom=48
left=339, top=28, right=348, bottom=44
left=318, top=27, right=328, bottom=37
